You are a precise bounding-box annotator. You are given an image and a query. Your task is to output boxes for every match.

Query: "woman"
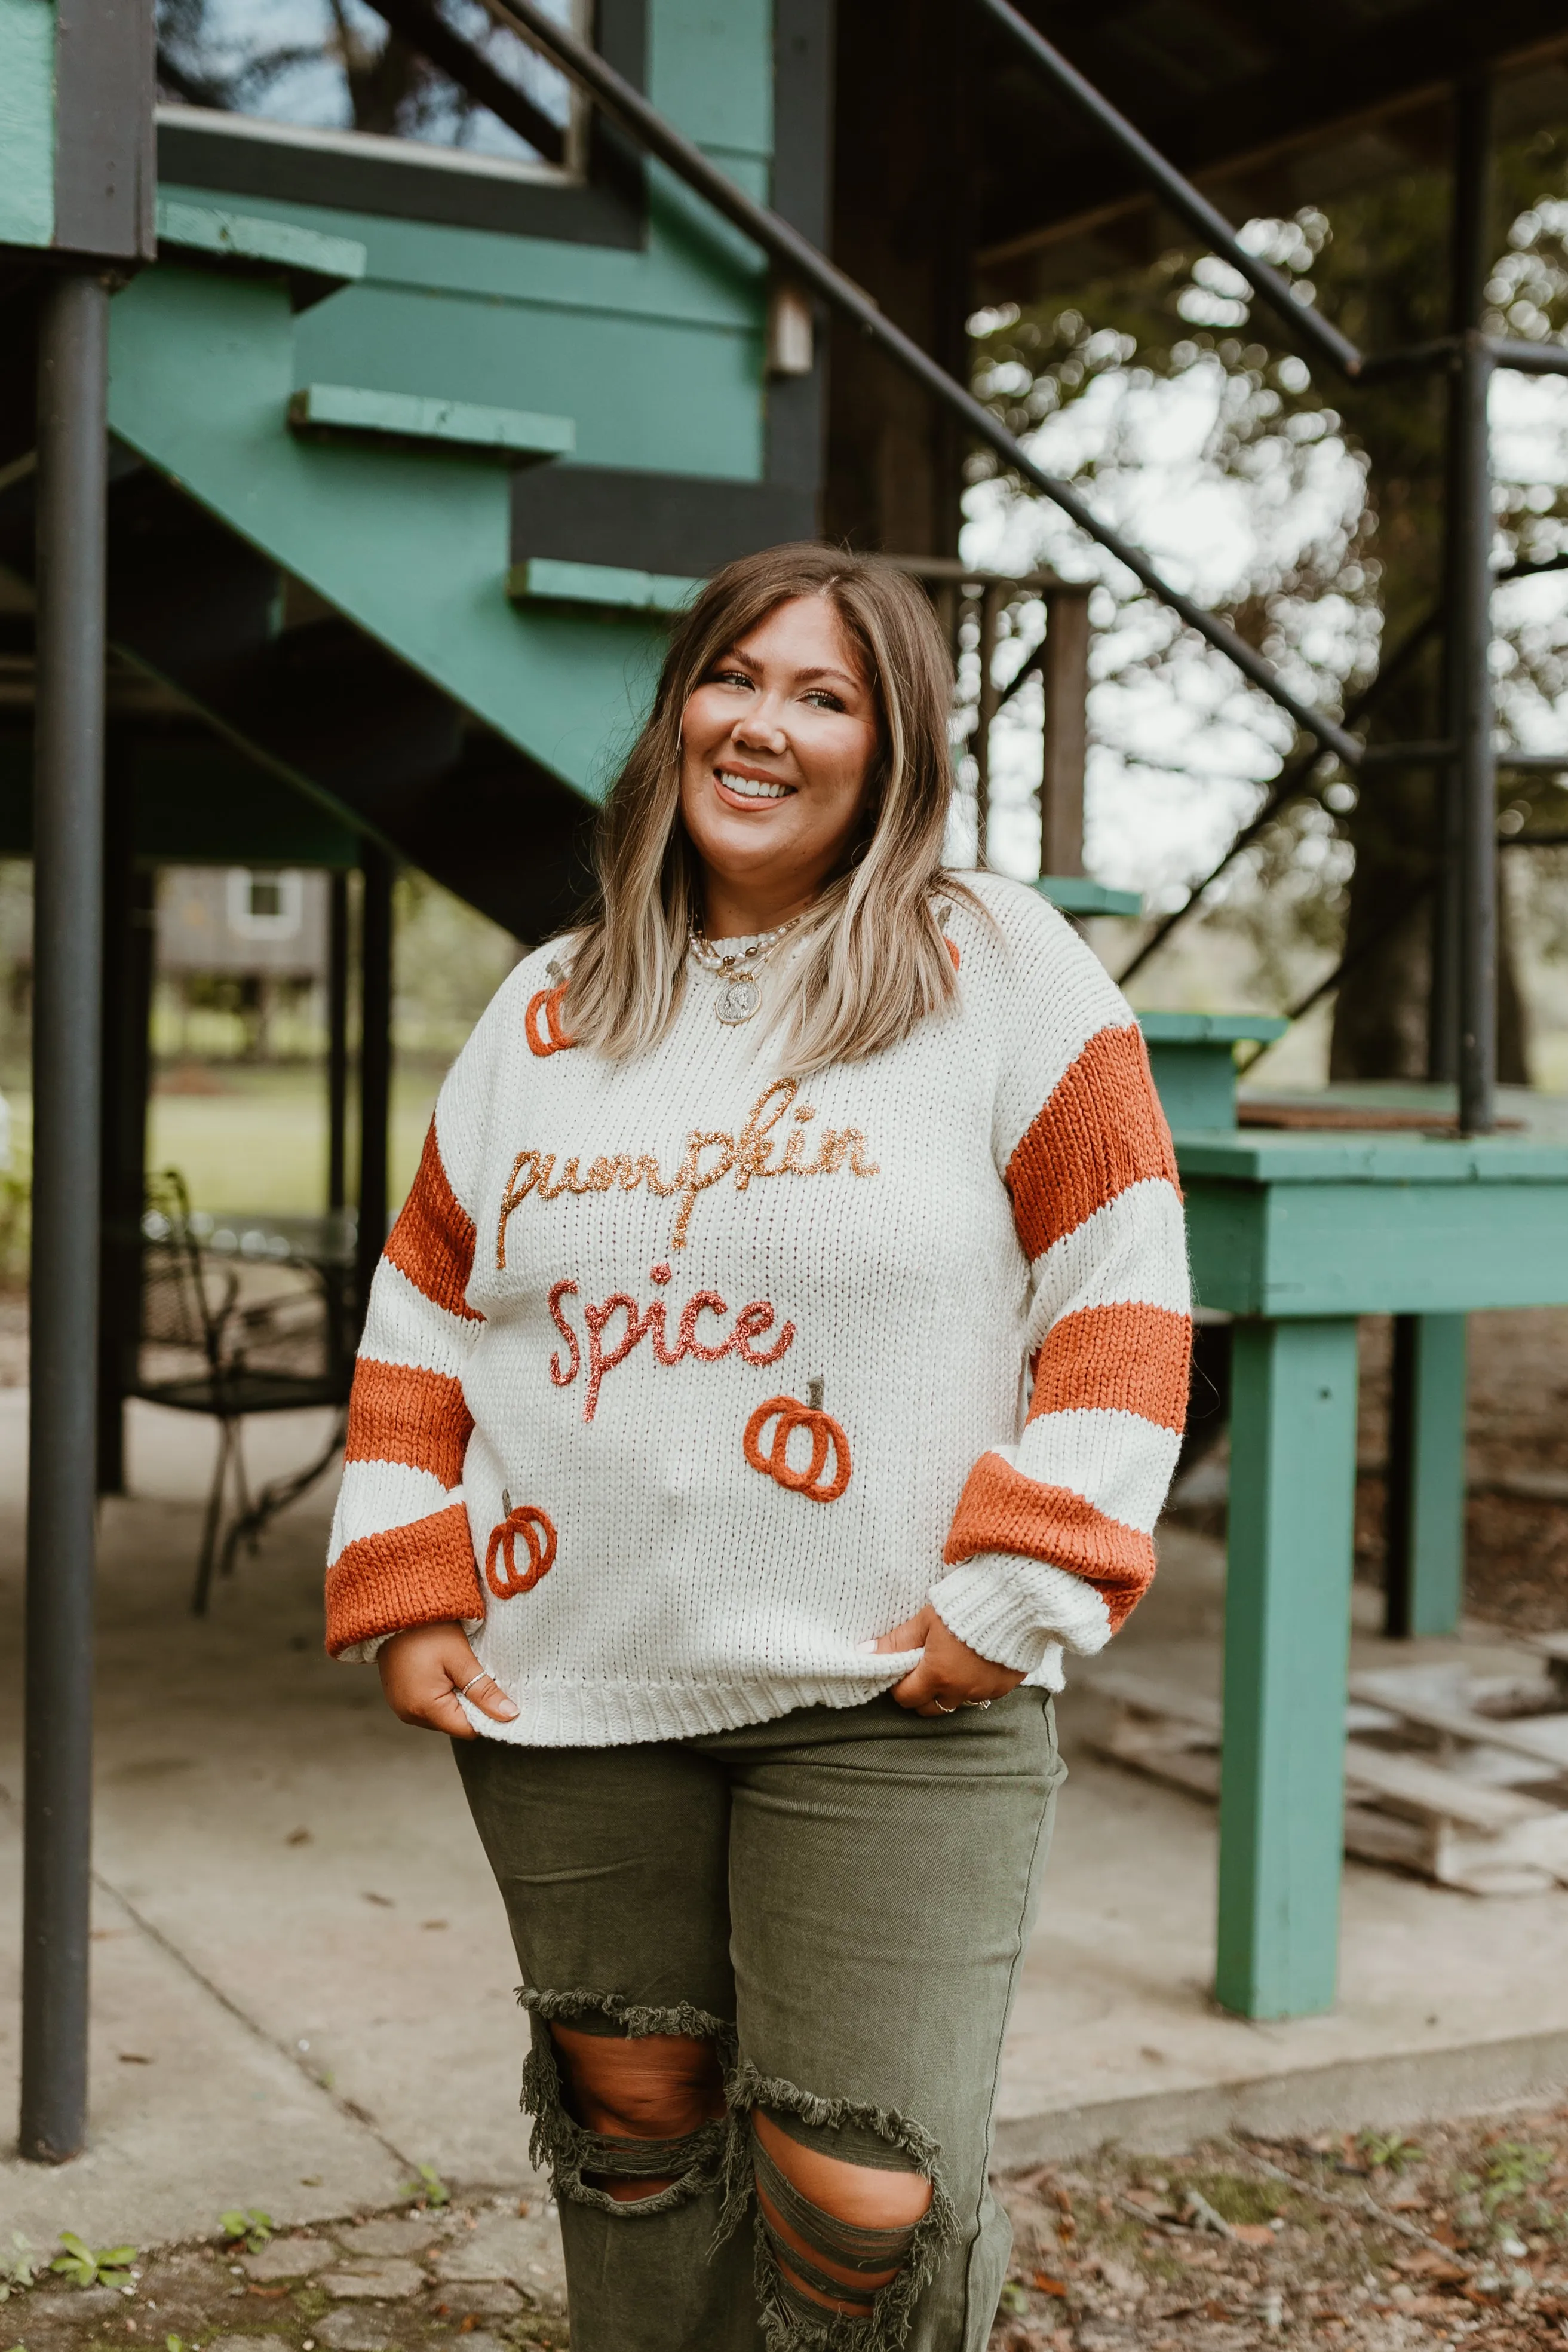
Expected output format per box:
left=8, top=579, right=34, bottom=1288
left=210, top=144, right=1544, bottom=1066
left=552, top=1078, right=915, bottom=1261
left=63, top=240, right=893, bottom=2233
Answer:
left=326, top=544, right=1189, bottom=2352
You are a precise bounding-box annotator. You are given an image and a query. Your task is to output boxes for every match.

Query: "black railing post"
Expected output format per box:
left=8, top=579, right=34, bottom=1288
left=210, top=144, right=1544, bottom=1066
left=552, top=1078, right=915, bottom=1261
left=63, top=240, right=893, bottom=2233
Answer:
left=327, top=869, right=351, bottom=1215
left=355, top=848, right=394, bottom=1327
left=1450, top=76, right=1497, bottom=1136
left=22, top=269, right=111, bottom=2166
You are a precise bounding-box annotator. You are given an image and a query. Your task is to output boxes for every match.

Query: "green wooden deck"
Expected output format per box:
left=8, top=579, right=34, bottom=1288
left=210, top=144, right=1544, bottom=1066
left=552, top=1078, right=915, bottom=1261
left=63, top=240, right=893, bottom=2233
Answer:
left=1147, top=1017, right=1568, bottom=2018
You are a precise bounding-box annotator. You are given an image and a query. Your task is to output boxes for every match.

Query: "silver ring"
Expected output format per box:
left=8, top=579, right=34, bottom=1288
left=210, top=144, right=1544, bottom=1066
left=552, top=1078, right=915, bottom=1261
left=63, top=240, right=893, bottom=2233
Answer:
left=931, top=1700, right=957, bottom=1714
left=458, top=1672, right=489, bottom=1698
left=962, top=1700, right=993, bottom=1710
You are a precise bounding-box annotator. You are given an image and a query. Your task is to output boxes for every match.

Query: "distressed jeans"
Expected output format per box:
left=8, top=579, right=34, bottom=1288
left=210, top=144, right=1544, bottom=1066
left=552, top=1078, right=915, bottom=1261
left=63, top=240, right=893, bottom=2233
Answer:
left=455, top=1688, right=1063, bottom=2352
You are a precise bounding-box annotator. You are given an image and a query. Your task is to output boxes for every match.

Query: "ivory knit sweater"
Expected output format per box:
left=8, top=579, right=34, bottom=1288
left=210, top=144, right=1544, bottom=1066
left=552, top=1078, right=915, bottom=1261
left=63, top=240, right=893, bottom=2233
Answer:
left=326, top=875, right=1190, bottom=1745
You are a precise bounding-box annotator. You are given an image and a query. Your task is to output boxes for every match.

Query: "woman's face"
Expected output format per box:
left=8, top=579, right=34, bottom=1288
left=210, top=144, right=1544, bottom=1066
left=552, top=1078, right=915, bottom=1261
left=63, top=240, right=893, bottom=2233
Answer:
left=678, top=593, right=880, bottom=928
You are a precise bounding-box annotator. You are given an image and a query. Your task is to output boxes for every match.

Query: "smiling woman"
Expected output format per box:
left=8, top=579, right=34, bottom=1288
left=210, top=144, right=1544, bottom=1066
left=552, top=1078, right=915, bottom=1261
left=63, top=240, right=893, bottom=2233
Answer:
left=562, top=544, right=965, bottom=1072
left=326, top=543, right=1191, bottom=2352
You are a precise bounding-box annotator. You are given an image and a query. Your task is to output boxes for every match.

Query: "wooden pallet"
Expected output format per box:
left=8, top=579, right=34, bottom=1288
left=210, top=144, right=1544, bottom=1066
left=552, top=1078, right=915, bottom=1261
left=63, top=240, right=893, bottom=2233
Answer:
left=1085, top=1648, right=1568, bottom=1897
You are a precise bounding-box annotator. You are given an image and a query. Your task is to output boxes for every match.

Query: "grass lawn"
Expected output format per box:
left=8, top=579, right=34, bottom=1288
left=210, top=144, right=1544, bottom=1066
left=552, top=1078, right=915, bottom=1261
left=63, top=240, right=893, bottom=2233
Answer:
left=4, top=1062, right=446, bottom=1219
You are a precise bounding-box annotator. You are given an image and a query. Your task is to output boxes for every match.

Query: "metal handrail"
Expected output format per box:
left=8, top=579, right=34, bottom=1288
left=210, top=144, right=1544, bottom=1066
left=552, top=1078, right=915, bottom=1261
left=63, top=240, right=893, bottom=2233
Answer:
left=971, top=0, right=1365, bottom=381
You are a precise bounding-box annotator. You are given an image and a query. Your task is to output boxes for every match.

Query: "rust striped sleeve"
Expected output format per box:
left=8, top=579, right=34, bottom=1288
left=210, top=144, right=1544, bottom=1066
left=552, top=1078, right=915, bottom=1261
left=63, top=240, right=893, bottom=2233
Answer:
left=932, top=1016, right=1190, bottom=1672
left=326, top=1116, right=487, bottom=1660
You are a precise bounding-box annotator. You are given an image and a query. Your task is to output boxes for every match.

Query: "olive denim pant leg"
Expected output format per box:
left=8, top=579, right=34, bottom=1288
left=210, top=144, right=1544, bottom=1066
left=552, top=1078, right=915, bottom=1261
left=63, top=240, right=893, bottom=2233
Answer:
left=455, top=1688, right=1063, bottom=2352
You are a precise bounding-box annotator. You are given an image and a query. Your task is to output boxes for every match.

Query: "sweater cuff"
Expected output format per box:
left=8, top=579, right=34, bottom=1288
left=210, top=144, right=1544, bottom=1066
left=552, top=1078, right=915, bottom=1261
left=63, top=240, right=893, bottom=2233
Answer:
left=929, top=1551, right=1114, bottom=1675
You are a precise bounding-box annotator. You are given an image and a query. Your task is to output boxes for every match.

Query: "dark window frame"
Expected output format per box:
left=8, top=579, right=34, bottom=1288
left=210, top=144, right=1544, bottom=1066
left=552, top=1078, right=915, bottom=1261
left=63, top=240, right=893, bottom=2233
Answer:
left=154, top=0, right=648, bottom=248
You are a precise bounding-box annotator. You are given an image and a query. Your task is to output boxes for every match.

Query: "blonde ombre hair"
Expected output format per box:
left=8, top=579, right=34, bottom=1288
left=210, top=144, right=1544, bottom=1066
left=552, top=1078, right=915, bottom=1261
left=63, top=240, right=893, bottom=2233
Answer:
left=562, top=542, right=974, bottom=1072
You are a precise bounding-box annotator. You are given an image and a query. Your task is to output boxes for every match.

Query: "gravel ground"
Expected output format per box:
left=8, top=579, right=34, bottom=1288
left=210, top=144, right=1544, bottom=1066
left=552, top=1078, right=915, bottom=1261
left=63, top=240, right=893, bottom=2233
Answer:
left=10, top=2108, right=1568, bottom=2352
left=985, top=2109, right=1568, bottom=2351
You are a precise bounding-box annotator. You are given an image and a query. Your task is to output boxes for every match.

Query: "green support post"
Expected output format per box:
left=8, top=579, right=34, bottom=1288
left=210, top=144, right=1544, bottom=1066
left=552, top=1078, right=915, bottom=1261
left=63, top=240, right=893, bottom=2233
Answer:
left=1384, top=1313, right=1468, bottom=1638
left=1217, top=1317, right=1360, bottom=2019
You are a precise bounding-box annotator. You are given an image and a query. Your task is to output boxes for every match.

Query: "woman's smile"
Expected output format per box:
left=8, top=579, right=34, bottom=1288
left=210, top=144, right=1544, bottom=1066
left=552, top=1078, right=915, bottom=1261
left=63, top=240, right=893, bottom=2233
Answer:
left=712, top=763, right=797, bottom=810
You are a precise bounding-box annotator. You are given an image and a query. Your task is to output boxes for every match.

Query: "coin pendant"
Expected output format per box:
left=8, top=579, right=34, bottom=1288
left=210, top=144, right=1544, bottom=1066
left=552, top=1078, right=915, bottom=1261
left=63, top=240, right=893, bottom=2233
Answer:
left=716, top=971, right=761, bottom=1025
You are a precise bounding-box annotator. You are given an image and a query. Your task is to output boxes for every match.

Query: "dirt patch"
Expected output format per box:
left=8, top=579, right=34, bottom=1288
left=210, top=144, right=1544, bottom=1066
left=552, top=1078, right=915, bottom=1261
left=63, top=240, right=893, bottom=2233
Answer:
left=987, top=2106, right=1568, bottom=2350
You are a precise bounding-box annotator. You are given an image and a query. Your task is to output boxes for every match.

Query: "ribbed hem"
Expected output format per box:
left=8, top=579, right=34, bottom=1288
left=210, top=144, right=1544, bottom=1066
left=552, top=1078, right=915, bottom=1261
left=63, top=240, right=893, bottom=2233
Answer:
left=456, top=1665, right=916, bottom=1749
left=928, top=1551, right=1112, bottom=1674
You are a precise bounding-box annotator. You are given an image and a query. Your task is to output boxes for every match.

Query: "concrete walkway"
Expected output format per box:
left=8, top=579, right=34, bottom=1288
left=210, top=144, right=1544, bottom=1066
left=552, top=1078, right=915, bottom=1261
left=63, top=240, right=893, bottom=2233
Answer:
left=3, top=1389, right=1566, bottom=2250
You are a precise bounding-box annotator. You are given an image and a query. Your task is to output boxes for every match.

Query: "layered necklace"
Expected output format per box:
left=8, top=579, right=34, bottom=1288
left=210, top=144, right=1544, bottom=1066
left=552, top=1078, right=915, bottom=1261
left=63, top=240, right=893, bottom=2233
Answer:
left=688, top=915, right=803, bottom=1025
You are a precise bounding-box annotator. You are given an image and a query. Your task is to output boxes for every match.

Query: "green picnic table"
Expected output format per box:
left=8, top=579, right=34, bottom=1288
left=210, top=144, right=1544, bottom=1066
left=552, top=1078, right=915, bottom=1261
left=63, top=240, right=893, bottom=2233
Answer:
left=1140, top=1014, right=1568, bottom=2019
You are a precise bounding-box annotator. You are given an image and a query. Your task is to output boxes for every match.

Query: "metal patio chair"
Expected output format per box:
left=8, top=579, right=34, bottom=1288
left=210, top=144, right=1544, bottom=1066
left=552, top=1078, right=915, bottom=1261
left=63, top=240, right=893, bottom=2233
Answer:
left=134, top=1169, right=352, bottom=1614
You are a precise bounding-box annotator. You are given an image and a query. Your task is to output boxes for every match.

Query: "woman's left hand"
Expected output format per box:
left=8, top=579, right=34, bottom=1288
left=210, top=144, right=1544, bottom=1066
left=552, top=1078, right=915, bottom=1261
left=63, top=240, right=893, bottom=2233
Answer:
left=872, top=1604, right=1027, bottom=1716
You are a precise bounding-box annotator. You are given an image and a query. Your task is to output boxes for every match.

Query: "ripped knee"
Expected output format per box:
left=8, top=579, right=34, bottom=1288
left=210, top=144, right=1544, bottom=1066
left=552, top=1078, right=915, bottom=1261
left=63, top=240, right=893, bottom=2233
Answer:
left=518, top=1986, right=733, bottom=2216
left=753, top=2111, right=929, bottom=2319
left=722, top=2062, right=959, bottom=2345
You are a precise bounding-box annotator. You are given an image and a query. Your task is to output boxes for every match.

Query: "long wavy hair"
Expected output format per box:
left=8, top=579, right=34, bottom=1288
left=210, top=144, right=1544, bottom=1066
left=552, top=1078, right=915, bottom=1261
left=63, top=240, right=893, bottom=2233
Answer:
left=561, top=542, right=974, bottom=1072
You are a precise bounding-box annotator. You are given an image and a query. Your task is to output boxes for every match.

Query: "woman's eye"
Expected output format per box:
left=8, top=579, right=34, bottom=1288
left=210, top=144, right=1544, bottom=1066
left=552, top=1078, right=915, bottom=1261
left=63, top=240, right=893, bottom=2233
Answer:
left=802, top=690, right=845, bottom=711
left=711, top=669, right=754, bottom=691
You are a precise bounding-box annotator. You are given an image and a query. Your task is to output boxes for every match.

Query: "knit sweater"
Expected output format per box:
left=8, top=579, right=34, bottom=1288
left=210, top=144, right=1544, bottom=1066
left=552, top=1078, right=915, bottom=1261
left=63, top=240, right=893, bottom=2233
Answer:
left=325, top=874, right=1190, bottom=1746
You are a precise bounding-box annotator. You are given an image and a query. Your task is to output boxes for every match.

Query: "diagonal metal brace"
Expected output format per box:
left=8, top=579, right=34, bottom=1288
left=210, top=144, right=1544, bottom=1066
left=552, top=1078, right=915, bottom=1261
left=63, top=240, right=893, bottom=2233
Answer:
left=971, top=0, right=1365, bottom=384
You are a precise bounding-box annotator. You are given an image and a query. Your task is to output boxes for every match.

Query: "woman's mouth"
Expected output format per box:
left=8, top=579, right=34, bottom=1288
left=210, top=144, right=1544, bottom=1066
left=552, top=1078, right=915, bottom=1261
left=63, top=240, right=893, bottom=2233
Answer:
left=714, top=768, right=795, bottom=807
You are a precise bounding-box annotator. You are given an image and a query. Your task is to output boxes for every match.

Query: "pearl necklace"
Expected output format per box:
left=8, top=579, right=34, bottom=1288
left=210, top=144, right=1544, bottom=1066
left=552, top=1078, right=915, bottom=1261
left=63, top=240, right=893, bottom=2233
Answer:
left=688, top=916, right=803, bottom=1025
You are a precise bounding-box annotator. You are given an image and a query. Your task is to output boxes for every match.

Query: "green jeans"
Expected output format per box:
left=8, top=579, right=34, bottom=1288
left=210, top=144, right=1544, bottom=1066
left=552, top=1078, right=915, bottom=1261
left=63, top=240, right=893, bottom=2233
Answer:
left=455, top=1688, right=1063, bottom=2352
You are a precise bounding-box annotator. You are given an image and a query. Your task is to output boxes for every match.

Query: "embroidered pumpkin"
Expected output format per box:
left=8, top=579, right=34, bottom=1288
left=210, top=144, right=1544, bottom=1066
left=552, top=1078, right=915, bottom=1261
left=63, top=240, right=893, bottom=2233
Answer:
left=743, top=1394, right=851, bottom=1505
left=485, top=1501, right=557, bottom=1596
left=524, top=984, right=574, bottom=1057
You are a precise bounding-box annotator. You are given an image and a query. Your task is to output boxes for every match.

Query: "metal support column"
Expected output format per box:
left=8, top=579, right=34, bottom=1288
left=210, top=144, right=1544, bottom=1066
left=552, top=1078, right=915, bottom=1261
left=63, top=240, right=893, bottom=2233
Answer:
left=96, top=741, right=153, bottom=1497
left=355, top=847, right=394, bottom=1327
left=1450, top=76, right=1497, bottom=1136
left=1384, top=1314, right=1468, bottom=1639
left=22, top=271, right=111, bottom=2165
left=327, top=869, right=351, bottom=1215
left=1216, top=1317, right=1360, bottom=2019
left=1039, top=588, right=1090, bottom=878
left=973, top=584, right=1001, bottom=867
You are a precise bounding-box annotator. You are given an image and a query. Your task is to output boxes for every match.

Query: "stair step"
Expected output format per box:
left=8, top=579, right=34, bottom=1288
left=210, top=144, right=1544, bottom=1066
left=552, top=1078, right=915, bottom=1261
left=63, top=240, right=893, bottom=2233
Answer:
left=507, top=556, right=698, bottom=613
left=288, top=384, right=575, bottom=463
left=155, top=198, right=366, bottom=311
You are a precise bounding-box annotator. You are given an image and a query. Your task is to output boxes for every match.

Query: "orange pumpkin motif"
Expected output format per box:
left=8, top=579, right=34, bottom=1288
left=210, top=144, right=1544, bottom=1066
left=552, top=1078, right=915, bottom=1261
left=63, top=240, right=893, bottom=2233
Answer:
left=485, top=1501, right=557, bottom=1597
left=524, top=984, right=574, bottom=1057
left=743, top=1394, right=852, bottom=1505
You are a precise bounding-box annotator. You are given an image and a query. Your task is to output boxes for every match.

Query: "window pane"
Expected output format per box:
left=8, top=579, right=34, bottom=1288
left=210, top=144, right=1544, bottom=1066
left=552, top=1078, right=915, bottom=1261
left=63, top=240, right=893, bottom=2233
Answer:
left=155, top=0, right=581, bottom=170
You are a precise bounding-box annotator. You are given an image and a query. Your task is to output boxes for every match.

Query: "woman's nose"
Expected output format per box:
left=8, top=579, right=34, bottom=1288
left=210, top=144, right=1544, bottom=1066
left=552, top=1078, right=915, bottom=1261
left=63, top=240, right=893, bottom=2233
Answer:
left=732, top=698, right=788, bottom=750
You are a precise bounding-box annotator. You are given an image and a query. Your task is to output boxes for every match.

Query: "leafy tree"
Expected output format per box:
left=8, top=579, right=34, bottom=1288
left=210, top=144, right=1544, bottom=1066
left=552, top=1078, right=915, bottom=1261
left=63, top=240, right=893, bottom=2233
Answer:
left=972, top=125, right=1568, bottom=1080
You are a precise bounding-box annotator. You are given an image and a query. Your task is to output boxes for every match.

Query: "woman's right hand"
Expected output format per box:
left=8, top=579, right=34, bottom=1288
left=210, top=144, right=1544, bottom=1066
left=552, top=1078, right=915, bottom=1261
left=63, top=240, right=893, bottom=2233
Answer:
left=377, top=1622, right=519, bottom=1738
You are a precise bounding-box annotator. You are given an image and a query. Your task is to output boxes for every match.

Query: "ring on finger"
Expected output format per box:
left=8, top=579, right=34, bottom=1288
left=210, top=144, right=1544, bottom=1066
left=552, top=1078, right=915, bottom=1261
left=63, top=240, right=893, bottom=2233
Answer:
left=931, top=1700, right=957, bottom=1714
left=962, top=1699, right=993, bottom=1710
left=457, top=1671, right=490, bottom=1698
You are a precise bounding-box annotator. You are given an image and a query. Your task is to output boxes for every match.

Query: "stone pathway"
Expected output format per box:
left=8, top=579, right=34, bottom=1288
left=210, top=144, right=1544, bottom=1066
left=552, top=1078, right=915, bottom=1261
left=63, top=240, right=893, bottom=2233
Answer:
left=3, top=2191, right=568, bottom=2352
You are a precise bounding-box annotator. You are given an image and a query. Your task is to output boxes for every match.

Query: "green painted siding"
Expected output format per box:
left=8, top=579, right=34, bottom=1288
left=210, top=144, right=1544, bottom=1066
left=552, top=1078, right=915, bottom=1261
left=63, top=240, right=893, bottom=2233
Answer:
left=0, top=0, right=56, bottom=252
left=289, top=278, right=763, bottom=476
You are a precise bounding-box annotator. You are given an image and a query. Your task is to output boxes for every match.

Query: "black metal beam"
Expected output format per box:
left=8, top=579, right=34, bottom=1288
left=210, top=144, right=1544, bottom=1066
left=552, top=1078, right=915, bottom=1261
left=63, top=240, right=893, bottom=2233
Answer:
left=379, top=0, right=1363, bottom=766
left=22, top=271, right=109, bottom=2168
left=1451, top=78, right=1498, bottom=1136
left=355, top=847, right=394, bottom=1329
left=327, top=871, right=351, bottom=1216
left=969, top=0, right=1364, bottom=382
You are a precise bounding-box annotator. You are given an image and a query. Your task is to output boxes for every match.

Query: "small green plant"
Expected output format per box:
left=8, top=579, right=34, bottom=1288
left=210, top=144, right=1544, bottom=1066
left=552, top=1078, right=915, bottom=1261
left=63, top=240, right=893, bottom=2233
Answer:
left=1357, top=2129, right=1423, bottom=2173
left=166, top=2333, right=191, bottom=2351
left=0, top=2237, right=39, bottom=2302
left=49, top=2234, right=136, bottom=2290
left=997, top=2281, right=1030, bottom=2316
left=1481, top=2142, right=1552, bottom=2213
left=400, top=2162, right=450, bottom=2209
left=217, top=2210, right=274, bottom=2255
